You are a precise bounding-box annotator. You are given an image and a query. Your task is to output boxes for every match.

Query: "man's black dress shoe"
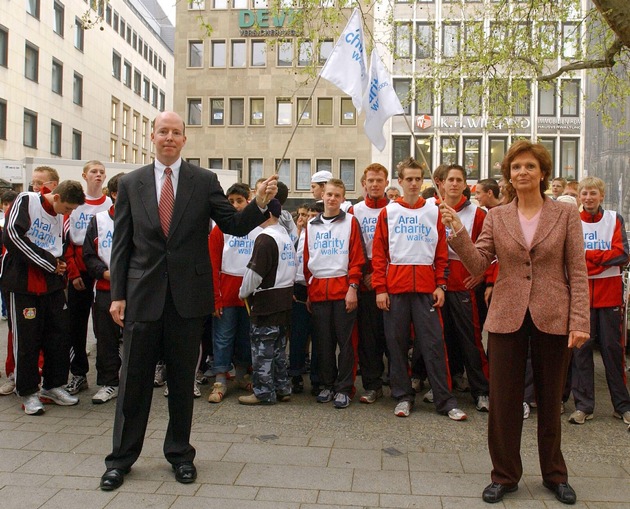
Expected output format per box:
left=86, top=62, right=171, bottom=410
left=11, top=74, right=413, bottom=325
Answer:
left=482, top=481, right=518, bottom=503
left=543, top=480, right=577, bottom=505
left=100, top=467, right=130, bottom=491
left=172, top=462, right=197, bottom=484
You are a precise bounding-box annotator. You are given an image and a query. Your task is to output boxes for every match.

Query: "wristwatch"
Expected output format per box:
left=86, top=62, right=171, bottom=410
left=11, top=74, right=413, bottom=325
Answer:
left=438, top=284, right=447, bottom=292
left=349, top=283, right=359, bottom=290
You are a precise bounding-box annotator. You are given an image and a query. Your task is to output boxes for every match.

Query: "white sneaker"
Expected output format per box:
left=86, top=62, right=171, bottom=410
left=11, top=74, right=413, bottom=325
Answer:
left=39, top=387, right=79, bottom=406
left=447, top=408, right=468, bottom=421
left=92, top=386, right=118, bottom=404
left=523, top=402, right=531, bottom=419
left=394, top=400, right=412, bottom=417
left=0, top=375, right=16, bottom=395
left=613, top=410, right=630, bottom=425
left=423, top=389, right=433, bottom=403
left=476, top=395, right=490, bottom=412
left=21, top=394, right=45, bottom=415
left=568, top=410, right=593, bottom=424
left=193, top=383, right=201, bottom=398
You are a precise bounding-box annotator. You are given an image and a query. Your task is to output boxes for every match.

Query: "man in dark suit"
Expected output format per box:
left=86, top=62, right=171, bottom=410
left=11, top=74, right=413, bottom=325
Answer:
left=100, top=111, right=277, bottom=491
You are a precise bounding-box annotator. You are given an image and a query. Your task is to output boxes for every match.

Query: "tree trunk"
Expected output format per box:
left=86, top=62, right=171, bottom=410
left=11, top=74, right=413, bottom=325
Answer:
left=592, top=0, right=630, bottom=49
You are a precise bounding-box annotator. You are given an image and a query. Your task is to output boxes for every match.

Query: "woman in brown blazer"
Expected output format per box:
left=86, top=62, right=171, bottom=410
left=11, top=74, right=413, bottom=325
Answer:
left=440, top=140, right=590, bottom=505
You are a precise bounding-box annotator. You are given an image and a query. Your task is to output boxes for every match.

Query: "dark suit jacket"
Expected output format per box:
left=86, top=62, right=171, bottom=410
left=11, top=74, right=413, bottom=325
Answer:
left=449, top=197, right=590, bottom=336
left=110, top=161, right=266, bottom=321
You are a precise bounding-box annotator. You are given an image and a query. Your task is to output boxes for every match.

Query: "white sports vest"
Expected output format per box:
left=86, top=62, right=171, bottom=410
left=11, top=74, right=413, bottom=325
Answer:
left=447, top=203, right=477, bottom=260
left=307, top=215, right=352, bottom=278
left=95, top=210, right=114, bottom=268
left=352, top=201, right=383, bottom=259
left=221, top=227, right=262, bottom=276
left=25, top=192, right=64, bottom=258
left=68, top=196, right=112, bottom=245
left=386, top=202, right=439, bottom=265
left=582, top=210, right=620, bottom=279
left=255, top=224, right=297, bottom=292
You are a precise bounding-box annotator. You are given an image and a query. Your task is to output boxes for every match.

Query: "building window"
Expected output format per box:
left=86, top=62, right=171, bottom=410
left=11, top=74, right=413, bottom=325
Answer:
left=126, top=26, right=131, bottom=44
left=340, top=160, right=355, bottom=191
left=251, top=40, right=266, bottom=67
left=318, top=39, right=333, bottom=65
left=123, top=60, right=132, bottom=87
left=275, top=159, right=290, bottom=186
left=297, top=98, right=312, bottom=125
left=25, top=42, right=39, bottom=82
left=142, top=77, right=150, bottom=102
left=52, top=59, right=63, bottom=95
left=74, top=17, right=84, bottom=51
left=0, top=26, right=7, bottom=68
left=113, top=12, right=119, bottom=32
left=53, top=1, right=64, bottom=37
left=540, top=138, right=556, bottom=173
left=72, top=129, right=82, bottom=159
left=562, top=23, right=579, bottom=59
left=50, top=120, right=62, bottom=156
left=442, top=22, right=460, bottom=58
left=110, top=139, right=117, bottom=161
left=298, top=40, right=313, bottom=67
left=120, top=19, right=126, bottom=38
left=26, top=0, right=40, bottom=19
left=208, top=158, right=222, bottom=169
left=539, top=22, right=557, bottom=56
left=317, top=98, right=333, bottom=126
left=230, top=98, right=244, bottom=125
left=133, top=70, right=141, bottom=95
left=122, top=107, right=129, bottom=139
left=316, top=159, right=332, bottom=173
left=538, top=83, right=556, bottom=116
left=24, top=109, right=37, bottom=148
left=214, top=0, right=228, bottom=8
left=73, top=72, right=83, bottom=105
left=106, top=5, right=112, bottom=25
left=440, top=137, right=458, bottom=166
left=111, top=99, right=118, bottom=134
left=441, top=82, right=459, bottom=115
left=340, top=98, right=356, bottom=125
left=142, top=118, right=148, bottom=149
left=392, top=136, right=411, bottom=177
left=416, top=23, right=434, bottom=59
left=463, top=137, right=481, bottom=179
left=189, top=40, right=203, bottom=67
left=249, top=159, right=263, bottom=186
left=560, top=138, right=578, bottom=179
left=395, top=23, right=412, bottom=59
left=463, top=80, right=482, bottom=116
left=278, top=40, right=293, bottom=66
left=393, top=79, right=411, bottom=115
left=0, top=99, right=6, bottom=140
left=152, top=85, right=158, bottom=108
left=414, top=136, right=432, bottom=173
left=159, top=91, right=165, bottom=112
left=560, top=80, right=580, bottom=117
left=189, top=0, right=205, bottom=9
left=250, top=98, right=264, bottom=126
left=186, top=157, right=200, bottom=166
left=512, top=80, right=531, bottom=116
left=277, top=98, right=292, bottom=125
left=112, top=51, right=122, bottom=80
left=211, top=41, right=226, bottom=67
left=231, top=40, right=246, bottom=67
left=132, top=113, right=138, bottom=143
left=296, top=159, right=311, bottom=190
left=229, top=159, right=242, bottom=177
left=233, top=0, right=247, bottom=7
left=132, top=148, right=137, bottom=163
left=488, top=137, right=507, bottom=178
left=488, top=79, right=508, bottom=116
left=187, top=98, right=202, bottom=125
left=415, top=79, right=433, bottom=116
left=210, top=98, right=224, bottom=125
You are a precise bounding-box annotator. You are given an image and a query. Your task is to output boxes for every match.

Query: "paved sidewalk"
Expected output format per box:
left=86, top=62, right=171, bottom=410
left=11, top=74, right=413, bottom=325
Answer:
left=0, top=320, right=628, bottom=508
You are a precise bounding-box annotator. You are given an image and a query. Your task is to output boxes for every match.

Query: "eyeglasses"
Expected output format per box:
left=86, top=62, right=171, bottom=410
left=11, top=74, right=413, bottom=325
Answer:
left=29, top=180, right=55, bottom=188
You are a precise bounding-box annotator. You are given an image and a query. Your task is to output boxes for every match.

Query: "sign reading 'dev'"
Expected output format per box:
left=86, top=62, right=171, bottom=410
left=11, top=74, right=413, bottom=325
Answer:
left=238, top=9, right=297, bottom=28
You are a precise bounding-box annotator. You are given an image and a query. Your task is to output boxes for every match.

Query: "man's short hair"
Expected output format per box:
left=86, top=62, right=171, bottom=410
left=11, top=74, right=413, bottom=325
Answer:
left=446, top=164, right=467, bottom=181
left=1, top=190, right=18, bottom=205
left=565, top=180, right=578, bottom=192
left=578, top=176, right=605, bottom=195
left=325, top=178, right=346, bottom=194
left=52, top=181, right=86, bottom=205
left=397, top=158, right=423, bottom=179
left=276, top=181, right=289, bottom=205
left=552, top=177, right=567, bottom=187
left=432, top=164, right=449, bottom=183
left=226, top=182, right=251, bottom=199
left=363, top=163, right=388, bottom=179
left=83, top=160, right=104, bottom=175
left=33, top=166, right=60, bottom=183
left=421, top=187, right=437, bottom=199
left=477, top=178, right=500, bottom=199
left=107, top=173, right=125, bottom=196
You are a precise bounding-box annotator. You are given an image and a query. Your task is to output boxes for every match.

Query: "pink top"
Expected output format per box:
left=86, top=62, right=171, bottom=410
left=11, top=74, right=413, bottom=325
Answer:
left=518, top=208, right=542, bottom=248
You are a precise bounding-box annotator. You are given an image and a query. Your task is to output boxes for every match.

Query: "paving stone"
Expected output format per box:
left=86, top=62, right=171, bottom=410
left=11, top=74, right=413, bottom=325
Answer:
left=0, top=485, right=58, bottom=509
left=328, top=447, right=382, bottom=470
left=196, top=484, right=258, bottom=499
left=170, top=497, right=299, bottom=509
left=382, top=454, right=410, bottom=471
left=0, top=448, right=39, bottom=472
left=94, top=491, right=177, bottom=509
left=524, top=475, right=630, bottom=503
left=568, top=461, right=630, bottom=479
left=0, top=471, right=51, bottom=486
left=410, top=472, right=502, bottom=497
left=379, top=493, right=442, bottom=508
left=16, top=451, right=91, bottom=475
left=255, top=487, right=318, bottom=503
left=0, top=429, right=42, bottom=448
left=43, top=474, right=101, bottom=490
left=408, top=451, right=463, bottom=473
left=155, top=480, right=201, bottom=496
left=224, top=442, right=330, bottom=466
left=308, top=436, right=335, bottom=448
left=352, top=469, right=411, bottom=494
left=191, top=431, right=247, bottom=443
left=38, top=488, right=116, bottom=509
left=236, top=463, right=352, bottom=490
left=22, top=431, right=89, bottom=452
left=317, top=489, right=379, bottom=506
left=333, top=437, right=382, bottom=450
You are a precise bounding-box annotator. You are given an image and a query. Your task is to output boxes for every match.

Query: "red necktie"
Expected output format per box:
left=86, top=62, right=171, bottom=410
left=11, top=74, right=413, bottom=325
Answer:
left=159, top=167, right=174, bottom=236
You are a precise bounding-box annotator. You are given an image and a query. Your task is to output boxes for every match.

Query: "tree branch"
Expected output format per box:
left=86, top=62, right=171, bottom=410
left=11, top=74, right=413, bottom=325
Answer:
left=538, top=38, right=624, bottom=81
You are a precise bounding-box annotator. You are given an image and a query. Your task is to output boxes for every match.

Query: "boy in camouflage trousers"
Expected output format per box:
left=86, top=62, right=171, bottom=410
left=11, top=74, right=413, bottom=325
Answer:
left=238, top=199, right=297, bottom=405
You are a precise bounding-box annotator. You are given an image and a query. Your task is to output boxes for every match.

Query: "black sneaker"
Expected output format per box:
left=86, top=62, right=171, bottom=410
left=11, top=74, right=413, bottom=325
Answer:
left=291, top=376, right=304, bottom=394
left=65, top=375, right=88, bottom=395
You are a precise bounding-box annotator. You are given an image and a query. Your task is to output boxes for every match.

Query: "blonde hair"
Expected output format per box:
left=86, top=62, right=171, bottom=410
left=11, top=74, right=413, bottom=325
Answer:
left=82, top=160, right=104, bottom=175
left=578, top=176, right=605, bottom=196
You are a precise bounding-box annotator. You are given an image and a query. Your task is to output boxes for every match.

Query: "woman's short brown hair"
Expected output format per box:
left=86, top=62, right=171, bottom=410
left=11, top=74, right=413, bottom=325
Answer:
left=501, top=140, right=552, bottom=202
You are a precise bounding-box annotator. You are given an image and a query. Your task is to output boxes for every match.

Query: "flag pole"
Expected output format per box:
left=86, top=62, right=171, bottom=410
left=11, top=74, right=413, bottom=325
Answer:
left=274, top=73, right=324, bottom=175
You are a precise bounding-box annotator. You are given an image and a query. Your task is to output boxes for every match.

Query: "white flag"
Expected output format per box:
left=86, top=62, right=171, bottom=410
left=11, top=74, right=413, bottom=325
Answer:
left=362, top=49, right=405, bottom=151
left=319, top=8, right=368, bottom=113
